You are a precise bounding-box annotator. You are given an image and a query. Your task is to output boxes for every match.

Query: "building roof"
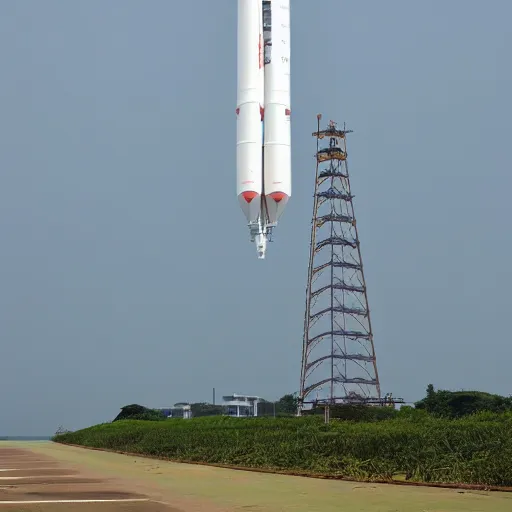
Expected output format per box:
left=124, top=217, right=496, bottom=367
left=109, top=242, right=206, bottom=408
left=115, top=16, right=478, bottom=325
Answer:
left=222, top=393, right=263, bottom=402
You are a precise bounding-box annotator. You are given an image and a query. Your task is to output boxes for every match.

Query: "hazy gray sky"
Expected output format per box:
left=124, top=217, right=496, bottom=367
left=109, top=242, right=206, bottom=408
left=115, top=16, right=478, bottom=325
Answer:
left=1, top=0, right=510, bottom=435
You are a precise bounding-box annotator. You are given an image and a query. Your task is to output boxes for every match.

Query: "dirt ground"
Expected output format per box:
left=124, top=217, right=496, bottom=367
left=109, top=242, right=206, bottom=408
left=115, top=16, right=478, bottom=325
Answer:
left=2, top=441, right=512, bottom=512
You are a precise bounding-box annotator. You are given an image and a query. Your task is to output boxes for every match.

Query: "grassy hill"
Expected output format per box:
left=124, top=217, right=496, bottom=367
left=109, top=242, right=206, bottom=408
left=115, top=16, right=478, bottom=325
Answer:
left=54, top=413, right=512, bottom=487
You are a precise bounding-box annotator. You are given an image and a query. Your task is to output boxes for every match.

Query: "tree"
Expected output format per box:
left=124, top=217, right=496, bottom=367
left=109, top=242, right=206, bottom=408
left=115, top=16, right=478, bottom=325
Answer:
left=275, top=393, right=298, bottom=415
left=415, top=385, right=512, bottom=418
left=415, top=384, right=439, bottom=413
left=54, top=425, right=72, bottom=435
left=113, top=404, right=166, bottom=422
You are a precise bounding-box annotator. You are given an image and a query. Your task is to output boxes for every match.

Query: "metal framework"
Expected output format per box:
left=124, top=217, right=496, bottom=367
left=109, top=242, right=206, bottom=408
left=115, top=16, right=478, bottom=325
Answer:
left=298, top=115, right=381, bottom=412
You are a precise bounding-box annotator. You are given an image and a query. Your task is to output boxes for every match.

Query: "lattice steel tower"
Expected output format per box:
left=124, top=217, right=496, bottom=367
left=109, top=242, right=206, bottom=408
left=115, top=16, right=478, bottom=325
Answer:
left=298, top=115, right=381, bottom=412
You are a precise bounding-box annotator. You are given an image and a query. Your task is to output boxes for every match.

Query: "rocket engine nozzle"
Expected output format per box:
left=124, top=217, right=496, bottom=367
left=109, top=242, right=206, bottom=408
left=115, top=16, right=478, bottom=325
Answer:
left=255, top=233, right=267, bottom=259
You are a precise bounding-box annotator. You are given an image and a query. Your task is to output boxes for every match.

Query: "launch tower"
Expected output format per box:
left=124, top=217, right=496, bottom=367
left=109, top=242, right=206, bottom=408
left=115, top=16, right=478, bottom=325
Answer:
left=298, top=115, right=381, bottom=413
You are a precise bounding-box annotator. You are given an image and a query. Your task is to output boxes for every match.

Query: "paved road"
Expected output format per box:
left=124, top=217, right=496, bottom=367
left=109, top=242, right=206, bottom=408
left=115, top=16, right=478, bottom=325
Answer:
left=1, top=442, right=512, bottom=511
left=0, top=444, right=174, bottom=511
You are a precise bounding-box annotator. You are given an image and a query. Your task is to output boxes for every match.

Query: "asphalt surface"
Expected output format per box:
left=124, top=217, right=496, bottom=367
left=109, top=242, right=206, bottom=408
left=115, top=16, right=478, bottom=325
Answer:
left=2, top=442, right=512, bottom=511
left=0, top=446, right=175, bottom=511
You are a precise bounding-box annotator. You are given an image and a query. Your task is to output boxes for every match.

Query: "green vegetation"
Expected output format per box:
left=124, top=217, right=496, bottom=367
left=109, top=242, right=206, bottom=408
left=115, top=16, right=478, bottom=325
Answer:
left=305, top=403, right=400, bottom=421
left=113, top=404, right=166, bottom=422
left=415, top=384, right=512, bottom=418
left=54, top=411, right=512, bottom=487
left=190, top=402, right=224, bottom=417
left=256, top=393, right=299, bottom=417
left=112, top=386, right=512, bottom=423
left=53, top=386, right=512, bottom=487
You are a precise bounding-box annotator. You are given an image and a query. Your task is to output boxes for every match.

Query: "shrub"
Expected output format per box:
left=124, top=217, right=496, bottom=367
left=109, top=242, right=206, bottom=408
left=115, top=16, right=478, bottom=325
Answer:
left=53, top=413, right=512, bottom=487
left=113, top=404, right=166, bottom=422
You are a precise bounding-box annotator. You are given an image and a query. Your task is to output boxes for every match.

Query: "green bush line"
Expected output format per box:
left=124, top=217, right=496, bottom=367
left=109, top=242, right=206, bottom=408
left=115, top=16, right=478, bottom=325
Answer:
left=53, top=415, right=512, bottom=486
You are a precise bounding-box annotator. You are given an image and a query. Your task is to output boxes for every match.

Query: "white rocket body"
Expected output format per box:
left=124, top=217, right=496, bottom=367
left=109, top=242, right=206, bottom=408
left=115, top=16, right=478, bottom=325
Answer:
left=236, top=0, right=291, bottom=259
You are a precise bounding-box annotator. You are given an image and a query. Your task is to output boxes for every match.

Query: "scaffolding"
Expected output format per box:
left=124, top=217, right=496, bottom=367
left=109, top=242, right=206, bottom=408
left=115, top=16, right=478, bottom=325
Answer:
left=298, top=115, right=381, bottom=413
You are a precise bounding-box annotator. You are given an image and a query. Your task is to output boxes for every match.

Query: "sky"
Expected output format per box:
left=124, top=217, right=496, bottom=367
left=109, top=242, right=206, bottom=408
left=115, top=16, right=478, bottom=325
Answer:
left=0, top=0, right=510, bottom=436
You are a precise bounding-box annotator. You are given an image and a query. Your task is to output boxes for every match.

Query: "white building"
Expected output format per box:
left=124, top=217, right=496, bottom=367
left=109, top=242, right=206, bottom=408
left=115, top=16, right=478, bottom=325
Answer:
left=174, top=402, right=192, bottom=419
left=222, top=393, right=262, bottom=417
left=158, top=402, right=192, bottom=419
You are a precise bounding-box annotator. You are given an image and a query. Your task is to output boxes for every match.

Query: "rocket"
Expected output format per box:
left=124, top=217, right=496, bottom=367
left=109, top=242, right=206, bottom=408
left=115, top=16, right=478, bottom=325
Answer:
left=236, top=0, right=291, bottom=259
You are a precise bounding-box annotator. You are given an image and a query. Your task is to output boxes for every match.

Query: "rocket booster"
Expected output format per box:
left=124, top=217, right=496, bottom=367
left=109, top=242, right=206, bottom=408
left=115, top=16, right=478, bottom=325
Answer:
left=236, top=0, right=291, bottom=259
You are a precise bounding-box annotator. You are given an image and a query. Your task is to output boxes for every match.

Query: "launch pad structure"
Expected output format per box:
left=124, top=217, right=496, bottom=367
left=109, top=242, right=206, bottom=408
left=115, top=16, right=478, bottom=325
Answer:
left=298, top=115, right=381, bottom=414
